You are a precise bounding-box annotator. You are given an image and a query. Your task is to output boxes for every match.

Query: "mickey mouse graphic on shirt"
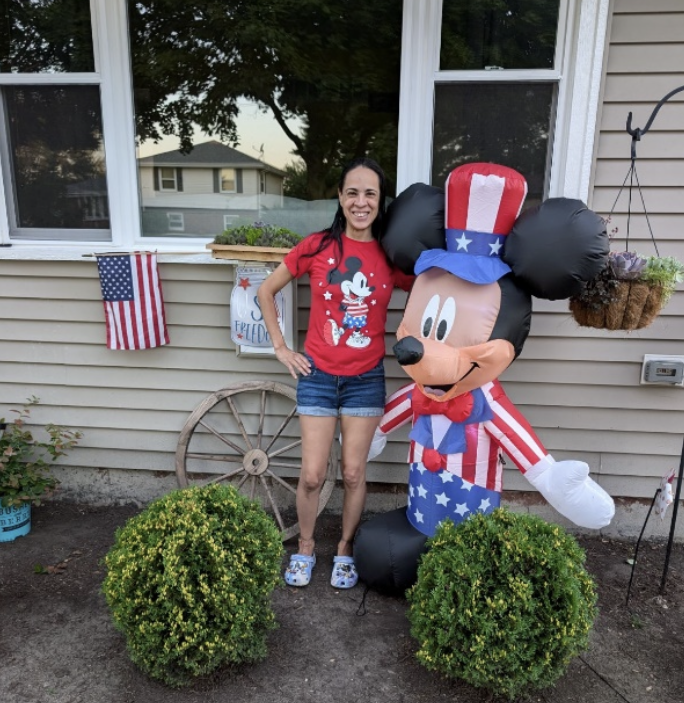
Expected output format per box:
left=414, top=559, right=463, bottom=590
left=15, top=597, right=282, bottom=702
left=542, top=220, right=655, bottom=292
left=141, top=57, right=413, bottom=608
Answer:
left=323, top=256, right=375, bottom=349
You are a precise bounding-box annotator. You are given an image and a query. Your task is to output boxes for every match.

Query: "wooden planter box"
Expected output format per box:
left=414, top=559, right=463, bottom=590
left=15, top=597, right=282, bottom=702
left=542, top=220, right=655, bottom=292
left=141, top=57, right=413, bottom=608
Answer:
left=206, top=243, right=290, bottom=263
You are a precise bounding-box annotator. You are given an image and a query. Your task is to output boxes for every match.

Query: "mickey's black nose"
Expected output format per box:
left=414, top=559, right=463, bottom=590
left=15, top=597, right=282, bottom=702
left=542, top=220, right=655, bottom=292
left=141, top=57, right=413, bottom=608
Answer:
left=393, top=337, right=424, bottom=366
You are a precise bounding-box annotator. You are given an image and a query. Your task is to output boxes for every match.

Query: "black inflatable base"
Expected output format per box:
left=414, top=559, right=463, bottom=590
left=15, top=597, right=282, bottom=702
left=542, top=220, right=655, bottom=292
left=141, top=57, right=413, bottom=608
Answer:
left=353, top=507, right=429, bottom=596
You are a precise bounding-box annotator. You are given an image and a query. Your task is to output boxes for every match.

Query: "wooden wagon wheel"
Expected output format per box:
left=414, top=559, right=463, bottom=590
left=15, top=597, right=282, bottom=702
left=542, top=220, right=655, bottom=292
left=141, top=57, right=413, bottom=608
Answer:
left=175, top=381, right=338, bottom=541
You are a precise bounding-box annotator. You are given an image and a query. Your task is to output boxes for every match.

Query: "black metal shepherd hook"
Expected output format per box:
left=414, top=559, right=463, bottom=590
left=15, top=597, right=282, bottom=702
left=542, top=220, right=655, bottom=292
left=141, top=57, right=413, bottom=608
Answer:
left=626, top=84, right=684, bottom=160
left=621, top=84, right=684, bottom=599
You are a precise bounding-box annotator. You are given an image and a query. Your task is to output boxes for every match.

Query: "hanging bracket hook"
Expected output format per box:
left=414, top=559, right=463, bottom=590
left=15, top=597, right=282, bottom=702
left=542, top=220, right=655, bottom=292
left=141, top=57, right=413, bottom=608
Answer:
left=626, top=84, right=684, bottom=159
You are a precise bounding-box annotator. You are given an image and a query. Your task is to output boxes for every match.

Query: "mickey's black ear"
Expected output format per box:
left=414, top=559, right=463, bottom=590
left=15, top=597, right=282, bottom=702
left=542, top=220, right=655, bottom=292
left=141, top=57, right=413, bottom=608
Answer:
left=502, top=198, right=609, bottom=300
left=382, top=183, right=445, bottom=275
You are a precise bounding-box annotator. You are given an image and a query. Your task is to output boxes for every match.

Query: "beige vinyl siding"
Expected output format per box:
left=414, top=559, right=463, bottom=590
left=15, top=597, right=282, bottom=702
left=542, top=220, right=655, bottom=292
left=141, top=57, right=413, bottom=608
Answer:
left=577, top=0, right=684, bottom=496
left=0, top=258, right=411, bottom=492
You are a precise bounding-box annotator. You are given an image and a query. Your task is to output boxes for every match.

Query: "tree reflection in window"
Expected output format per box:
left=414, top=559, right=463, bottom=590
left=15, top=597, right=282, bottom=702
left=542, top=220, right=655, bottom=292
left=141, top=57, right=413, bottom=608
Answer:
left=128, top=0, right=403, bottom=200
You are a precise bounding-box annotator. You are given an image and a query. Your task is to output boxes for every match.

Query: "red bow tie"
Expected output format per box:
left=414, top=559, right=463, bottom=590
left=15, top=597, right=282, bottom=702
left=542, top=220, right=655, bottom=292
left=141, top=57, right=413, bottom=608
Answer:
left=411, top=390, right=474, bottom=424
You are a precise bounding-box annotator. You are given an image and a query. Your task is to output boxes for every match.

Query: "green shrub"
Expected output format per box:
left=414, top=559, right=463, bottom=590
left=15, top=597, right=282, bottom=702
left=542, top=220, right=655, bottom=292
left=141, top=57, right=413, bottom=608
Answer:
left=102, top=484, right=283, bottom=687
left=406, top=509, right=597, bottom=700
left=0, top=397, right=82, bottom=507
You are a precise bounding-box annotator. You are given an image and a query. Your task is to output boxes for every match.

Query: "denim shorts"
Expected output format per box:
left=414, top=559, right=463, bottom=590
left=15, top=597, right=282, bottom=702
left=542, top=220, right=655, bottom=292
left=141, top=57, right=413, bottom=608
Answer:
left=296, top=355, right=386, bottom=417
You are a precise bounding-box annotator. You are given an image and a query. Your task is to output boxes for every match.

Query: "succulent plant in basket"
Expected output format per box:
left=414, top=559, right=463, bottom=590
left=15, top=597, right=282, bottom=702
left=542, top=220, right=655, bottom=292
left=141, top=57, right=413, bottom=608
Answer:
left=570, top=250, right=684, bottom=331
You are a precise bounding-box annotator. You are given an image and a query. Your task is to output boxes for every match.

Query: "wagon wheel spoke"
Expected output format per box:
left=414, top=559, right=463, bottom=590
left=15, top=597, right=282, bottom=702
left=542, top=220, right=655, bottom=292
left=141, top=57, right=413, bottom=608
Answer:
left=235, top=472, right=251, bottom=490
left=264, top=469, right=298, bottom=496
left=256, top=389, right=267, bottom=449
left=225, top=396, right=254, bottom=450
left=267, top=460, right=302, bottom=473
left=263, top=406, right=298, bottom=454
left=197, top=418, right=247, bottom=455
left=248, top=475, right=257, bottom=501
left=268, top=439, right=302, bottom=458
left=259, top=475, right=286, bottom=532
left=185, top=453, right=244, bottom=464
left=189, top=467, right=246, bottom=487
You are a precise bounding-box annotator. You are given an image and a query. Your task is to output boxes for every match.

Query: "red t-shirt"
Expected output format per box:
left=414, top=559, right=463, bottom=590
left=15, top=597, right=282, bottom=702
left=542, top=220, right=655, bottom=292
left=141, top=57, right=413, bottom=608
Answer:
left=284, top=232, right=413, bottom=376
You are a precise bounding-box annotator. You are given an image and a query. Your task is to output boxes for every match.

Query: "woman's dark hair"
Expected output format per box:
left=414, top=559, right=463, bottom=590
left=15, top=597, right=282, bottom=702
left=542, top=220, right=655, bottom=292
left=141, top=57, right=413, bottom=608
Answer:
left=303, top=157, right=387, bottom=262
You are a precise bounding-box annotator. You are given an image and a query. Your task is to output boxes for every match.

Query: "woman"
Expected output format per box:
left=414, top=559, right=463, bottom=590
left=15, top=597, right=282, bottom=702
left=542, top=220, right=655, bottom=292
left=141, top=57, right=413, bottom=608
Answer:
left=257, top=157, right=412, bottom=589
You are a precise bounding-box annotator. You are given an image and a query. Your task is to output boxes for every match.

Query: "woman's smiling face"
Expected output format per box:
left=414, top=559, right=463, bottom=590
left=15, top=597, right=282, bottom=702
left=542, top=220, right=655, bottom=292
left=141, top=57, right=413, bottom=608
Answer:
left=339, top=166, right=380, bottom=239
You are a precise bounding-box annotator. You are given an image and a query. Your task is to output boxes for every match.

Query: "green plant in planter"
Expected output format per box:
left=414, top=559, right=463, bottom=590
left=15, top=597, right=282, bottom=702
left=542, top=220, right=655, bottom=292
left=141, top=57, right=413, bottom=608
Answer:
left=102, top=484, right=283, bottom=687
left=641, top=255, right=684, bottom=303
left=0, top=397, right=82, bottom=508
left=406, top=509, right=597, bottom=700
left=570, top=250, right=684, bottom=330
left=213, top=221, right=303, bottom=248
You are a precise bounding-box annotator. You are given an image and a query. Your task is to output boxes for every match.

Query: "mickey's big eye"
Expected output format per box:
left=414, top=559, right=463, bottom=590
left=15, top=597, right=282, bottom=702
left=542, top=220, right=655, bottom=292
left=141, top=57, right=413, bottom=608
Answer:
left=420, top=295, right=440, bottom=338
left=435, top=297, right=456, bottom=342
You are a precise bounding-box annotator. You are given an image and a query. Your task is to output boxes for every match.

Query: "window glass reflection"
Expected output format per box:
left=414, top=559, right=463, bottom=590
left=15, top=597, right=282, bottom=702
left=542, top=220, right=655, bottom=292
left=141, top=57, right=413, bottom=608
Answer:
left=440, top=0, right=560, bottom=71
left=5, top=85, right=109, bottom=231
left=432, top=83, right=556, bottom=204
left=128, top=0, right=402, bottom=237
left=0, top=0, right=94, bottom=73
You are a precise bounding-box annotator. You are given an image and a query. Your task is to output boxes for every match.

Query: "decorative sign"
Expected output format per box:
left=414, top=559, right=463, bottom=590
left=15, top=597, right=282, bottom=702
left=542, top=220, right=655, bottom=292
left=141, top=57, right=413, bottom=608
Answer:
left=230, top=265, right=295, bottom=355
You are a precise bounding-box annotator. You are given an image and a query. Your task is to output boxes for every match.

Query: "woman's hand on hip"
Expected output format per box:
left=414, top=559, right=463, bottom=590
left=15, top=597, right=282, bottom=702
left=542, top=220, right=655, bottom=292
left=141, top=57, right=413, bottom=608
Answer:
left=275, top=346, right=311, bottom=379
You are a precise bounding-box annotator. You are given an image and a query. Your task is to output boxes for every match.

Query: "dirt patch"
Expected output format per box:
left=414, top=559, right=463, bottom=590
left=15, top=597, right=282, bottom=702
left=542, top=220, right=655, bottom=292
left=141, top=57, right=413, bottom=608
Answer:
left=1, top=501, right=683, bottom=703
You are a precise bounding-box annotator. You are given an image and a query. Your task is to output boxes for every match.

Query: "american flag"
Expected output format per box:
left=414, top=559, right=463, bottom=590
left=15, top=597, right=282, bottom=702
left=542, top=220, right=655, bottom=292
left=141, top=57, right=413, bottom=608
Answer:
left=96, top=253, right=169, bottom=350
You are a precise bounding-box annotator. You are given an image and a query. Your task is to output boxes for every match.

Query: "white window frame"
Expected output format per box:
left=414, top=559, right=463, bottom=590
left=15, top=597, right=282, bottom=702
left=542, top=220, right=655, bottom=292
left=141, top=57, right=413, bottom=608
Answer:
left=220, top=168, right=237, bottom=193
left=167, top=212, right=185, bottom=231
left=397, top=0, right=611, bottom=201
left=223, top=214, right=239, bottom=230
left=0, top=0, right=610, bottom=258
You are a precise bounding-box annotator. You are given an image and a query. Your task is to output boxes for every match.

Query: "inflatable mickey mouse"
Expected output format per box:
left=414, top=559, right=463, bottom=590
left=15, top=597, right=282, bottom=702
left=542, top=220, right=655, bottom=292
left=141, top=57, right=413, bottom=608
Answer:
left=354, top=163, right=615, bottom=595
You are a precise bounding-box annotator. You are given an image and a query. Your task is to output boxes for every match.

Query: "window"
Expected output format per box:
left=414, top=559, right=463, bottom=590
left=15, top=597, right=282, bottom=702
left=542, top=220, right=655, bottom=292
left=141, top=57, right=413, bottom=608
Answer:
left=0, top=0, right=608, bottom=251
left=0, top=0, right=111, bottom=241
left=159, top=168, right=178, bottom=191
left=0, top=0, right=139, bottom=246
left=430, top=0, right=562, bottom=205
left=397, top=0, right=610, bottom=202
left=167, top=212, right=184, bottom=231
left=130, top=0, right=403, bottom=239
left=223, top=214, right=239, bottom=230
left=220, top=168, right=236, bottom=193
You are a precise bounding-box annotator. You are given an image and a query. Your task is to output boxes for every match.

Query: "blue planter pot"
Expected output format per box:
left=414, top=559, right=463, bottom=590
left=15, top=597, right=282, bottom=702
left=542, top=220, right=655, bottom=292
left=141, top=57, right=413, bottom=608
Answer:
left=0, top=503, right=31, bottom=542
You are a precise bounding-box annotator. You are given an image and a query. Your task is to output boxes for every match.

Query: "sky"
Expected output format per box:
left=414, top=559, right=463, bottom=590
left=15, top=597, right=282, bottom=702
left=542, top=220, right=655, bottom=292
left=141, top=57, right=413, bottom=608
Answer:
left=136, top=99, right=304, bottom=170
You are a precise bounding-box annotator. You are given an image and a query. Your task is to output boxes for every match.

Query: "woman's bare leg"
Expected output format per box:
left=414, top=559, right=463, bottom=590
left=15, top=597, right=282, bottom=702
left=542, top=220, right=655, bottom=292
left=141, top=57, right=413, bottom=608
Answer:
left=336, top=415, right=381, bottom=557
left=296, top=415, right=338, bottom=556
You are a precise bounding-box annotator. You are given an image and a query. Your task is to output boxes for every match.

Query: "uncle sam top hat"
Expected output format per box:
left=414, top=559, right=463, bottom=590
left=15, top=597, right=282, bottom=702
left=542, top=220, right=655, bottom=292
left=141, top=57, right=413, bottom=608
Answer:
left=415, top=163, right=528, bottom=285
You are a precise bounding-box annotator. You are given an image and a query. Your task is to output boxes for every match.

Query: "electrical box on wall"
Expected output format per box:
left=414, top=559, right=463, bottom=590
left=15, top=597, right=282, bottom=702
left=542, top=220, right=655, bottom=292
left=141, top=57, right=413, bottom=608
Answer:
left=641, top=355, right=684, bottom=386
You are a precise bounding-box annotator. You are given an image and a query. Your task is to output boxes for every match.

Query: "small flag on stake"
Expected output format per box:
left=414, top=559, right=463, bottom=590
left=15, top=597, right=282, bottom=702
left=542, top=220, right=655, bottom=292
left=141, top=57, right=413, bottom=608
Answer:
left=96, top=252, right=169, bottom=350
left=654, top=468, right=676, bottom=520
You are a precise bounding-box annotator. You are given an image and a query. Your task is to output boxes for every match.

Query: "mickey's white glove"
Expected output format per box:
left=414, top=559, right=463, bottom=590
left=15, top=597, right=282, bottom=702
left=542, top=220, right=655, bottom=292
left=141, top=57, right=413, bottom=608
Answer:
left=525, top=456, right=614, bottom=529
left=367, top=429, right=388, bottom=461
left=338, top=428, right=388, bottom=460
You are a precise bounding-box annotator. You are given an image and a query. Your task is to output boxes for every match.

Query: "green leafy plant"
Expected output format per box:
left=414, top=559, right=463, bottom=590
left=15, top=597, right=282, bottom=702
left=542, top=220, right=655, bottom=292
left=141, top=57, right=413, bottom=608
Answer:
left=102, top=484, right=283, bottom=687
left=406, top=509, right=597, bottom=700
left=0, top=397, right=82, bottom=508
left=641, top=255, right=684, bottom=303
left=213, top=221, right=303, bottom=248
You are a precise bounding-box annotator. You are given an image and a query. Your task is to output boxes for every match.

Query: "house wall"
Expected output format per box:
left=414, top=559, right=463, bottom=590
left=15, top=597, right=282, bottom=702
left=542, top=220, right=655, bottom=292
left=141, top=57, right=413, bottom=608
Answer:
left=581, top=0, right=684, bottom=491
left=2, top=1, right=684, bottom=537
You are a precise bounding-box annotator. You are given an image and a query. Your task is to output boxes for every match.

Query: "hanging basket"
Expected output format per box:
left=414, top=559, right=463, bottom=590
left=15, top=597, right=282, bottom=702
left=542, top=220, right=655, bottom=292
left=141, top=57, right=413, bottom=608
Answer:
left=570, top=280, right=665, bottom=331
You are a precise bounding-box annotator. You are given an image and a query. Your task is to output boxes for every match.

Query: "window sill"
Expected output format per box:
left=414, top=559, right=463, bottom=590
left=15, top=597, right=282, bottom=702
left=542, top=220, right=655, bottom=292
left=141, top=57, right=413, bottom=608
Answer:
left=0, top=243, right=224, bottom=264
